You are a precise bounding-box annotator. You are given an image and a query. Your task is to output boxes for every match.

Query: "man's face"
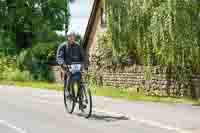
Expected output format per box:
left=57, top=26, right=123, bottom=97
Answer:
left=68, top=35, right=75, bottom=44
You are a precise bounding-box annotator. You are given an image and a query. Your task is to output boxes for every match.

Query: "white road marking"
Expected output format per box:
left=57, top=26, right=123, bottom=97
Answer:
left=34, top=98, right=191, bottom=133
left=93, top=109, right=191, bottom=133
left=0, top=119, right=27, bottom=133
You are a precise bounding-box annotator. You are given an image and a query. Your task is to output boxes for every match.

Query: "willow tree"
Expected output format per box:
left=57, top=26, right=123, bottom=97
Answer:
left=106, top=0, right=200, bottom=79
left=105, top=0, right=156, bottom=64
left=106, top=0, right=129, bottom=61
left=149, top=0, right=200, bottom=80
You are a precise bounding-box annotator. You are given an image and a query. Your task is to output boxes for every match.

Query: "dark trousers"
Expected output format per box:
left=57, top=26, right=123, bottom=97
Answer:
left=64, top=72, right=71, bottom=90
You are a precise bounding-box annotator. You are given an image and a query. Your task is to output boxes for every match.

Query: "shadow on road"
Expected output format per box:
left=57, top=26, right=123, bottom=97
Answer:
left=90, top=114, right=130, bottom=122
left=76, top=113, right=130, bottom=122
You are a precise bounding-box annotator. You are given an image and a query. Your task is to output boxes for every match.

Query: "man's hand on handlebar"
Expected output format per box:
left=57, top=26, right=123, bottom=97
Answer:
left=61, top=64, right=68, bottom=72
left=61, top=63, right=87, bottom=73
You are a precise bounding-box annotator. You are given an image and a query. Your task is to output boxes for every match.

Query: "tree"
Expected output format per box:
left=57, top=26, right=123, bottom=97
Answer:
left=0, top=0, right=70, bottom=51
left=105, top=0, right=200, bottom=80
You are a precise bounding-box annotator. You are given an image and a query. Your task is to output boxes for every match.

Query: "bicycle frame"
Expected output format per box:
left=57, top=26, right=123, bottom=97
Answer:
left=69, top=71, right=85, bottom=101
left=63, top=65, right=92, bottom=118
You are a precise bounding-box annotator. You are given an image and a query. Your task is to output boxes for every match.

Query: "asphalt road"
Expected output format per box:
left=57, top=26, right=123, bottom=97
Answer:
left=0, top=85, right=199, bottom=133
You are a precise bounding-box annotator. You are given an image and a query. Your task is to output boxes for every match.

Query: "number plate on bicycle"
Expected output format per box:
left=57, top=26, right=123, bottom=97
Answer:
left=70, top=64, right=81, bottom=73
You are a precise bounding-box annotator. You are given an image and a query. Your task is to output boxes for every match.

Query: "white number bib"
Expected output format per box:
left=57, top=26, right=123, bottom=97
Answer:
left=70, top=64, right=81, bottom=73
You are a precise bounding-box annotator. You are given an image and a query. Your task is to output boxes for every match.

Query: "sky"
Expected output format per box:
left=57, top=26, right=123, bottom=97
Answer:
left=57, top=0, right=94, bottom=36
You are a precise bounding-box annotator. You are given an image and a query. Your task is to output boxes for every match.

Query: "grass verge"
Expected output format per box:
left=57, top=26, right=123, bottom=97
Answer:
left=0, top=80, right=199, bottom=105
left=90, top=84, right=200, bottom=105
left=0, top=80, right=63, bottom=91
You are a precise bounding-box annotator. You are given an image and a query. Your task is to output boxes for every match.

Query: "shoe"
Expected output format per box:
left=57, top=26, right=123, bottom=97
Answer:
left=79, top=103, right=87, bottom=112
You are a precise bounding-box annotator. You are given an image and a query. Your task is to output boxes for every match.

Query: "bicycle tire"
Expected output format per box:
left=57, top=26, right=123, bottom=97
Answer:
left=80, top=85, right=92, bottom=118
left=64, top=81, right=76, bottom=114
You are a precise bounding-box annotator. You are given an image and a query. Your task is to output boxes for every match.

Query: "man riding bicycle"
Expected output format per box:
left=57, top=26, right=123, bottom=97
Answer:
left=56, top=33, right=92, bottom=117
left=56, top=32, right=85, bottom=97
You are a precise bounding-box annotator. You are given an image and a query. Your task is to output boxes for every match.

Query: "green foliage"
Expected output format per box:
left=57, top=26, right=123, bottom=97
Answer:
left=0, top=57, right=16, bottom=79
left=106, top=0, right=200, bottom=81
left=96, top=31, right=113, bottom=66
left=0, top=32, right=16, bottom=49
left=16, top=48, right=53, bottom=81
left=17, top=49, right=34, bottom=70
left=16, top=31, right=65, bottom=81
left=0, top=0, right=71, bottom=51
left=88, top=71, right=97, bottom=85
left=0, top=32, right=16, bottom=56
left=6, top=69, right=32, bottom=82
left=16, top=41, right=60, bottom=81
left=75, top=33, right=82, bottom=44
left=97, top=31, right=141, bottom=66
left=0, top=0, right=73, bottom=82
left=0, top=0, right=68, bottom=32
left=34, top=32, right=66, bottom=43
left=0, top=56, right=32, bottom=81
left=31, top=42, right=59, bottom=62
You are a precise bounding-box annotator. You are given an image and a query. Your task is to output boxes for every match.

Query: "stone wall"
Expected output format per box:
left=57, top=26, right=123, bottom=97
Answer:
left=97, top=65, right=200, bottom=98
left=49, top=65, right=200, bottom=98
left=49, top=66, right=64, bottom=83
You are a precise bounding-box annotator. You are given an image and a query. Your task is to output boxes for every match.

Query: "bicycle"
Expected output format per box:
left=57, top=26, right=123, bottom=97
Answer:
left=63, top=62, right=92, bottom=118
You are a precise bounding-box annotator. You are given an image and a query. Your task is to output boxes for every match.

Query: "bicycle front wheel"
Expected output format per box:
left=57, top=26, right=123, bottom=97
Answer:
left=64, top=82, right=75, bottom=114
left=80, top=84, right=92, bottom=118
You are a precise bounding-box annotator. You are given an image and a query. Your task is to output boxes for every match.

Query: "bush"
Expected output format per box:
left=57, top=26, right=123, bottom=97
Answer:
left=16, top=33, right=63, bottom=82
left=16, top=42, right=59, bottom=81
left=96, top=31, right=113, bottom=66
left=0, top=32, right=16, bottom=49
left=6, top=69, right=32, bottom=81
left=0, top=57, right=15, bottom=79
left=31, top=42, right=59, bottom=62
left=0, top=56, right=32, bottom=81
left=17, top=49, right=34, bottom=70
left=88, top=71, right=97, bottom=85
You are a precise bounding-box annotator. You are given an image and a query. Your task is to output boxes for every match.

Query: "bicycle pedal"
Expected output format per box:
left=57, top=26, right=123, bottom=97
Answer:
left=79, top=104, right=87, bottom=110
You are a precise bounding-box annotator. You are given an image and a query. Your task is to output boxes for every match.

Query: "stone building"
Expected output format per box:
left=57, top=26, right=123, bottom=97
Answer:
left=82, top=0, right=107, bottom=69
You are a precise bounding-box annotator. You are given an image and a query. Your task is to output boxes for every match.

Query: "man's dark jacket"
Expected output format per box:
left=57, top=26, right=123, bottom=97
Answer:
left=56, top=42, right=84, bottom=65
